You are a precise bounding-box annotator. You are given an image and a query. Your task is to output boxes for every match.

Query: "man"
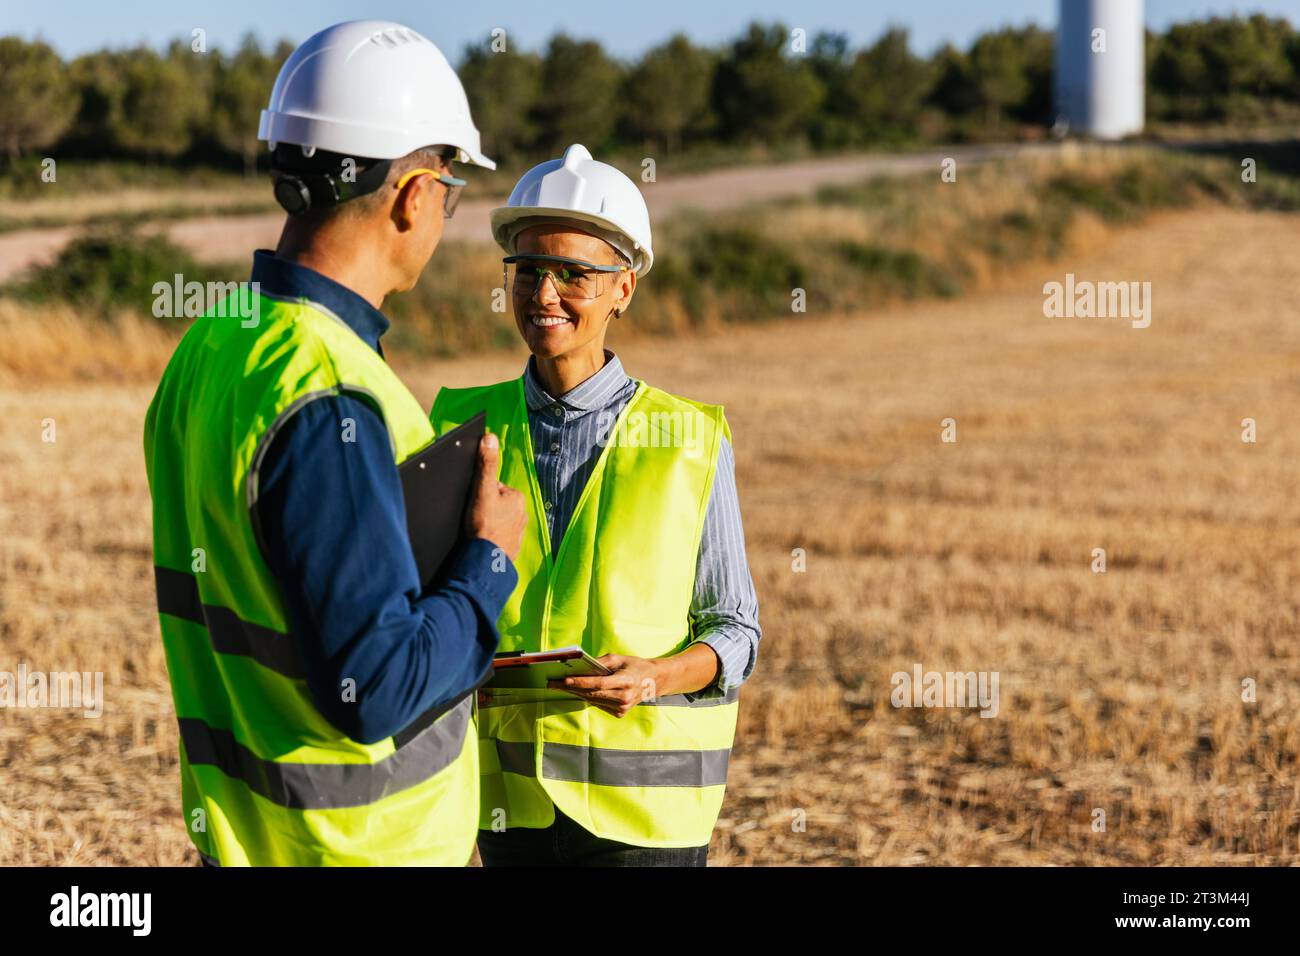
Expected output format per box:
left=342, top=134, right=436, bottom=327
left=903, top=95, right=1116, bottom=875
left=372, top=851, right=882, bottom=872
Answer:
left=143, top=20, right=526, bottom=866
left=431, top=144, right=762, bottom=866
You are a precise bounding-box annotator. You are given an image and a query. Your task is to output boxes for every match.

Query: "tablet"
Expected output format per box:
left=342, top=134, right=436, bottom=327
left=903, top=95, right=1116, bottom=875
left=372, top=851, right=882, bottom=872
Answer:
left=481, top=647, right=612, bottom=705
left=488, top=647, right=612, bottom=687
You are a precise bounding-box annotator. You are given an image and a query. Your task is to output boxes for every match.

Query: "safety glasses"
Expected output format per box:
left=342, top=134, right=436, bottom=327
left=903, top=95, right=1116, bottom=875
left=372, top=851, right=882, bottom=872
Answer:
left=503, top=254, right=628, bottom=300
left=395, top=166, right=468, bottom=218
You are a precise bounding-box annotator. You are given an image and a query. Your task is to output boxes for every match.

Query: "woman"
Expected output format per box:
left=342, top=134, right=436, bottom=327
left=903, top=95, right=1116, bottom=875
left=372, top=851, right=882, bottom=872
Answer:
left=431, top=144, right=761, bottom=866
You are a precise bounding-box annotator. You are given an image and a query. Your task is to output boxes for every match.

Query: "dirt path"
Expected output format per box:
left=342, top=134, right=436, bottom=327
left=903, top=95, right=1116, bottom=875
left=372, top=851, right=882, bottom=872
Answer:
left=0, top=143, right=1053, bottom=283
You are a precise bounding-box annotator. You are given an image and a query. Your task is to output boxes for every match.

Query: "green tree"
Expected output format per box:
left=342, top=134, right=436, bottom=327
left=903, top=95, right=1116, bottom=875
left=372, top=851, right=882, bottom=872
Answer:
left=1151, top=16, right=1295, bottom=119
left=107, top=45, right=206, bottom=159
left=0, top=37, right=80, bottom=161
left=458, top=44, right=542, bottom=162
left=806, top=31, right=857, bottom=147
left=712, top=23, right=825, bottom=144
left=212, top=34, right=285, bottom=176
left=1203, top=15, right=1292, bottom=98
left=1151, top=22, right=1212, bottom=118
left=621, top=35, right=714, bottom=153
left=534, top=35, right=623, bottom=153
left=1007, top=26, right=1054, bottom=125
left=926, top=44, right=976, bottom=118
left=967, top=28, right=1033, bottom=130
left=843, top=28, right=933, bottom=142
left=68, top=50, right=127, bottom=152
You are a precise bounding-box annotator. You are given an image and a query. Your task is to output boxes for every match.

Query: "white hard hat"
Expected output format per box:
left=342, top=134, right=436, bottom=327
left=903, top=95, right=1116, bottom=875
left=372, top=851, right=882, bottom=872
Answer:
left=491, top=144, right=653, bottom=276
left=258, top=20, right=495, bottom=169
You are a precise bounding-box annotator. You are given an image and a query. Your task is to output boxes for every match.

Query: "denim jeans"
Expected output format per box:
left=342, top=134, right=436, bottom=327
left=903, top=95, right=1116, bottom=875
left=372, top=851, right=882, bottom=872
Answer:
left=477, top=805, right=709, bottom=867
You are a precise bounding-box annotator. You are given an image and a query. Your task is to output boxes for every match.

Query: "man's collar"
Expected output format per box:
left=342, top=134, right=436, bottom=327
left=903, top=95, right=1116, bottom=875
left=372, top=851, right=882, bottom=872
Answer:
left=524, top=350, right=630, bottom=412
left=251, top=249, right=390, bottom=354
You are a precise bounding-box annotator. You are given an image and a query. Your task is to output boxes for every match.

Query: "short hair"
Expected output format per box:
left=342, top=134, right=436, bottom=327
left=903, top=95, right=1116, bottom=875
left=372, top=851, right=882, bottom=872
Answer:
left=304, top=145, right=455, bottom=223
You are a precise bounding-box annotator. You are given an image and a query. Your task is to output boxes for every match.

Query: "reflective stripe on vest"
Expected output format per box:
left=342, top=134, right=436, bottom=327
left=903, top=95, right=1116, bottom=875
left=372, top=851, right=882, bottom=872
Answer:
left=494, top=739, right=732, bottom=788
left=154, top=565, right=305, bottom=680
left=145, top=293, right=478, bottom=866
left=178, top=696, right=472, bottom=811
left=431, top=376, right=740, bottom=849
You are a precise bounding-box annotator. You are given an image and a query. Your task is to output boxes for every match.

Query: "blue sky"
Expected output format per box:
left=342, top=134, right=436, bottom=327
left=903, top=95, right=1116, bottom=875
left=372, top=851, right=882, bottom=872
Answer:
left=5, top=0, right=1300, bottom=60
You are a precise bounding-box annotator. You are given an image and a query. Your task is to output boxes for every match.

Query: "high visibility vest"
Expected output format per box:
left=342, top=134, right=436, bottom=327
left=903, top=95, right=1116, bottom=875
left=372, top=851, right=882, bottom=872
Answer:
left=431, top=376, right=740, bottom=848
left=143, top=291, right=478, bottom=866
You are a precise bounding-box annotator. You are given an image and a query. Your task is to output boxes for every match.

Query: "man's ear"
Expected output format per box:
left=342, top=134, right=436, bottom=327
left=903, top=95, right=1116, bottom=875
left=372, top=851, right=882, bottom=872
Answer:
left=391, top=171, right=432, bottom=232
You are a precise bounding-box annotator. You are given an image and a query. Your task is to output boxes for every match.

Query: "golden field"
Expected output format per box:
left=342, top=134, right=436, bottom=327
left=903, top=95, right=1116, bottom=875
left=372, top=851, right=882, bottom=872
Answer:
left=0, top=206, right=1297, bottom=865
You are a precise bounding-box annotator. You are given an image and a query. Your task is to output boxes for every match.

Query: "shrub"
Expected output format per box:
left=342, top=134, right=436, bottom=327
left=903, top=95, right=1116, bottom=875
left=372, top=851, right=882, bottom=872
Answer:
left=6, top=229, right=223, bottom=316
left=835, top=242, right=962, bottom=300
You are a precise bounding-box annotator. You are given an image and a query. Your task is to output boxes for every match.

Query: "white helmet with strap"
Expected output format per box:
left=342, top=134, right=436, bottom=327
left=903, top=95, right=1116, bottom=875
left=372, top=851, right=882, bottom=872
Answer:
left=491, top=144, right=653, bottom=276
left=258, top=20, right=494, bottom=169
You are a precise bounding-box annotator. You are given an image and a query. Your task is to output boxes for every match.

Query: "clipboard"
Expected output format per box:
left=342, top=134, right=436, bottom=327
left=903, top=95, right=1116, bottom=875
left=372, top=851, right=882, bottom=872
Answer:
left=390, top=412, right=486, bottom=745
left=398, top=412, right=486, bottom=592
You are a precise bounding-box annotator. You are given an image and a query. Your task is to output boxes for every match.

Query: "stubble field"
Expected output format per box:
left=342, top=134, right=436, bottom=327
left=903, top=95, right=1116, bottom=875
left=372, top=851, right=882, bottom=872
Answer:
left=1, top=207, right=1297, bottom=865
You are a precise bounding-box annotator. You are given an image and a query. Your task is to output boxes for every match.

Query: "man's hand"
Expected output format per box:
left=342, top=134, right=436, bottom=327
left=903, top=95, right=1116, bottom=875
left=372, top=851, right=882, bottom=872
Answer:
left=466, top=432, right=527, bottom=561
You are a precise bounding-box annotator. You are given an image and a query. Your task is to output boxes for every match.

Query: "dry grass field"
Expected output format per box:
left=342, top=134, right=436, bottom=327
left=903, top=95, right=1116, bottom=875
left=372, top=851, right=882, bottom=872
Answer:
left=1, top=206, right=1297, bottom=865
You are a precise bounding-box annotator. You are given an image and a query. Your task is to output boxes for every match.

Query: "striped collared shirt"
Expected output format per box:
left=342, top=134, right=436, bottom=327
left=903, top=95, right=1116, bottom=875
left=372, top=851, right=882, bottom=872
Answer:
left=522, top=351, right=761, bottom=694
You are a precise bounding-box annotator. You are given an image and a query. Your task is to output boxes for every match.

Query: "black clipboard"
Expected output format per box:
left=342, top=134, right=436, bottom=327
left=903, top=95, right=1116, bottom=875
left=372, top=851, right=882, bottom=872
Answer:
left=398, top=412, right=486, bottom=593
left=390, top=411, right=486, bottom=748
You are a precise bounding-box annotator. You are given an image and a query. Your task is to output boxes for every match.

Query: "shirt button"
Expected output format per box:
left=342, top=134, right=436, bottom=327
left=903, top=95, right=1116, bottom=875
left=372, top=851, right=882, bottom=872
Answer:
left=552, top=406, right=563, bottom=418
left=550, top=441, right=560, bottom=452
left=544, top=500, right=553, bottom=511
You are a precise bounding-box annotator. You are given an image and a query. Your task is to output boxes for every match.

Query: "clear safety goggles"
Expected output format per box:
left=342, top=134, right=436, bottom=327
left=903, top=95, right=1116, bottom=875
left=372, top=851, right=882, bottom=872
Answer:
left=502, top=254, right=628, bottom=300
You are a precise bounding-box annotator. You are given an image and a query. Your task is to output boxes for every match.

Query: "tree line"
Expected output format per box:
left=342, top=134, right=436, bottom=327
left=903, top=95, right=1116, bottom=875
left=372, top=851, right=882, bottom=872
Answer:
left=2, top=15, right=1298, bottom=170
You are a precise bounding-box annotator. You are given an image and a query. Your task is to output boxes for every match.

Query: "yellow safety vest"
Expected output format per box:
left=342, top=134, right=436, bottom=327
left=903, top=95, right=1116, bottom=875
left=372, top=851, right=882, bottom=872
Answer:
left=144, top=291, right=479, bottom=865
left=431, top=376, right=740, bottom=848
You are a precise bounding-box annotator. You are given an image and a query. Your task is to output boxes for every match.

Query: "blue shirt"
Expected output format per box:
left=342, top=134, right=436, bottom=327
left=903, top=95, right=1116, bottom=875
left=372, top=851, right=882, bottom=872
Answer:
left=522, top=352, right=762, bottom=694
left=249, top=250, right=517, bottom=745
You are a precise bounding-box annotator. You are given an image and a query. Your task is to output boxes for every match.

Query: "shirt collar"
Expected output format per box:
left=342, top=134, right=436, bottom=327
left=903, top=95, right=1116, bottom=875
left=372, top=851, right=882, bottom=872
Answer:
left=524, top=350, right=630, bottom=412
left=250, top=249, right=390, bottom=354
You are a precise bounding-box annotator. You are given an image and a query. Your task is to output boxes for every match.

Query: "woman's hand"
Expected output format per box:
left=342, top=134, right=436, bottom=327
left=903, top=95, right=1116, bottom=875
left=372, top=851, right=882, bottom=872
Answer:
left=549, top=654, right=659, bottom=717
left=547, top=644, right=721, bottom=718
